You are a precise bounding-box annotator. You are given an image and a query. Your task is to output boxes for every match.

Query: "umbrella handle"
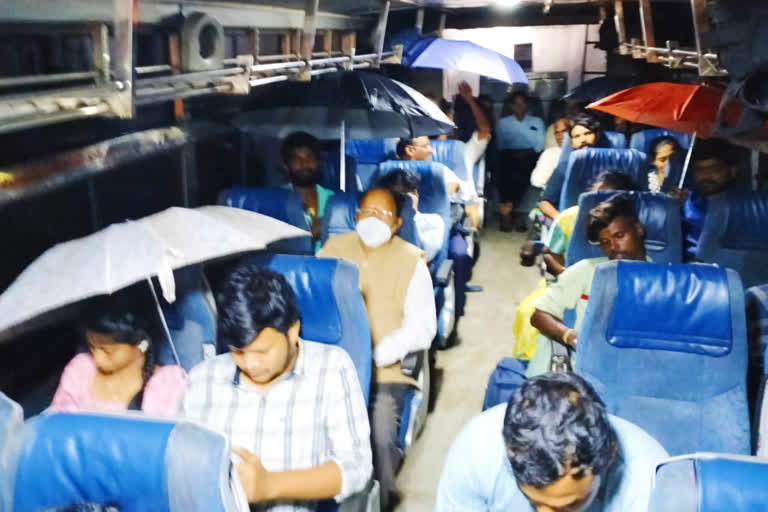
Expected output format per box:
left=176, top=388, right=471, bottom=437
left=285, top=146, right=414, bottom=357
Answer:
left=146, top=277, right=182, bottom=368
left=678, top=133, right=696, bottom=190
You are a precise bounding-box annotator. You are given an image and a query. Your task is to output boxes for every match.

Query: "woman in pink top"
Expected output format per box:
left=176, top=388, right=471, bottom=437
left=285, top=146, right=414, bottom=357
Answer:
left=51, top=308, right=186, bottom=417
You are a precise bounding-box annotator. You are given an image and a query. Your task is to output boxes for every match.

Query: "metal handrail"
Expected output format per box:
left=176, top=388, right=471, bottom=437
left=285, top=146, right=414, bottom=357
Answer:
left=0, top=71, right=99, bottom=89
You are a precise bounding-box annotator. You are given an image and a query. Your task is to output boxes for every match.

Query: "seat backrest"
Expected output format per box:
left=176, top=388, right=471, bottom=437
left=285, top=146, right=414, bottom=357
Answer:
left=159, top=265, right=217, bottom=372
left=320, top=191, right=421, bottom=251
left=697, top=190, right=768, bottom=288
left=217, top=186, right=313, bottom=254
left=576, top=261, right=750, bottom=455
left=745, top=284, right=768, bottom=454
left=629, top=128, right=692, bottom=155
left=1, top=393, right=23, bottom=512
left=649, top=454, right=768, bottom=512
left=240, top=254, right=373, bottom=404
left=566, top=191, right=683, bottom=266
left=430, top=139, right=470, bottom=183
left=376, top=160, right=452, bottom=269
left=559, top=148, right=648, bottom=210
left=345, top=139, right=398, bottom=190
left=319, top=151, right=358, bottom=193
left=603, top=130, right=627, bottom=148
left=13, top=413, right=242, bottom=512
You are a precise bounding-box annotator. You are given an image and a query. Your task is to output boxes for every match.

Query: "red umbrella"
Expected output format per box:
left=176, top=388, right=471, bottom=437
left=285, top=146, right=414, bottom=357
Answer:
left=587, top=82, right=743, bottom=138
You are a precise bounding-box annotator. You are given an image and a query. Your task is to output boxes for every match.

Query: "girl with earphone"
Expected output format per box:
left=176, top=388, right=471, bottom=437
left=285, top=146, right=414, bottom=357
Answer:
left=50, top=304, right=186, bottom=417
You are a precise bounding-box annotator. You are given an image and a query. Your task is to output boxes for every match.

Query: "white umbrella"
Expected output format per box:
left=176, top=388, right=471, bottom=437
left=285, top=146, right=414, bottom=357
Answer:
left=0, top=205, right=308, bottom=341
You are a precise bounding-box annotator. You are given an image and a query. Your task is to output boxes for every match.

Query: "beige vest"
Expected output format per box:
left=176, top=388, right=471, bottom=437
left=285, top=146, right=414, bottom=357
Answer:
left=320, top=232, right=425, bottom=386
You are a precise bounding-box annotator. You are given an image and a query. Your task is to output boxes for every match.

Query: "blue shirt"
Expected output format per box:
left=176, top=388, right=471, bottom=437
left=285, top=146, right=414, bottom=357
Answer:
left=496, top=115, right=546, bottom=153
left=435, top=405, right=668, bottom=512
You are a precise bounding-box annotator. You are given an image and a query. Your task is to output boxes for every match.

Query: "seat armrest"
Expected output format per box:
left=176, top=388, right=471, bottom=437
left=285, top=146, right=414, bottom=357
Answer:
left=435, top=259, right=453, bottom=287
left=401, top=351, right=424, bottom=378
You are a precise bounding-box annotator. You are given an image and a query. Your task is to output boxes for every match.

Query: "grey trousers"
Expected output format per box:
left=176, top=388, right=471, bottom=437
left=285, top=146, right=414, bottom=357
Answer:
left=370, top=383, right=409, bottom=511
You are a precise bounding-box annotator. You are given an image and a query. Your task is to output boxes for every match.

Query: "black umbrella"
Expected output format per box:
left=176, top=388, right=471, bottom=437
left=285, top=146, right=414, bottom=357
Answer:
left=233, top=71, right=455, bottom=140
left=562, top=75, right=647, bottom=103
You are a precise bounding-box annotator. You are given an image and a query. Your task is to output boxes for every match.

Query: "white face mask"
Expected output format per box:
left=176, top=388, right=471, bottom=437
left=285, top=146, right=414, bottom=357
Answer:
left=356, top=217, right=393, bottom=248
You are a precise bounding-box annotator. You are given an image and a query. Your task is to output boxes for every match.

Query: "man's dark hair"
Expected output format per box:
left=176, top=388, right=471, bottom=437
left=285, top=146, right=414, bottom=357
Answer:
left=377, top=169, right=420, bottom=194
left=649, top=136, right=681, bottom=156
left=361, top=187, right=406, bottom=218
left=396, top=138, right=413, bottom=159
left=569, top=112, right=602, bottom=137
left=503, top=372, right=619, bottom=488
left=280, top=131, right=321, bottom=164
left=438, top=98, right=453, bottom=116
left=217, top=265, right=301, bottom=349
left=590, top=170, right=636, bottom=192
left=587, top=193, right=638, bottom=243
left=692, top=137, right=741, bottom=166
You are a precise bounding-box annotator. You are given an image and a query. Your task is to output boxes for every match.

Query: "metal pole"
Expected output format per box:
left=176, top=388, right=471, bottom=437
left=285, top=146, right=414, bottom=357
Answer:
left=614, top=0, right=628, bottom=55
left=374, top=0, right=391, bottom=66
left=339, top=120, right=346, bottom=192
left=438, top=12, right=446, bottom=32
left=415, top=8, right=425, bottom=34
left=639, top=0, right=658, bottom=63
left=301, top=0, right=320, bottom=62
left=679, top=133, right=697, bottom=189
left=113, top=0, right=135, bottom=118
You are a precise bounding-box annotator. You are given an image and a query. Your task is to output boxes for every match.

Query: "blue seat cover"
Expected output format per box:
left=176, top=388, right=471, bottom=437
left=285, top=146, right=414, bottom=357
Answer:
left=1, top=393, right=23, bottom=511
left=603, top=130, right=627, bottom=149
left=566, top=190, right=683, bottom=266
left=576, top=261, right=750, bottom=455
left=697, top=190, right=768, bottom=288
left=559, top=148, right=648, bottom=210
left=319, top=151, right=358, bottom=193
left=430, top=139, right=470, bottom=183
left=345, top=139, right=398, bottom=190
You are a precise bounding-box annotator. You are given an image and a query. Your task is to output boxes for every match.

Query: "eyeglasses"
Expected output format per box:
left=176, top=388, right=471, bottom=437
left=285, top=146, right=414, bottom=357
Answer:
left=358, top=207, right=395, bottom=220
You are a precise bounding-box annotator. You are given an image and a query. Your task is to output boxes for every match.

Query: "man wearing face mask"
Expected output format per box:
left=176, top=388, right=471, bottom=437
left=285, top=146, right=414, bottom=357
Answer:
left=435, top=372, right=667, bottom=512
left=319, top=188, right=436, bottom=511
left=281, top=132, right=335, bottom=251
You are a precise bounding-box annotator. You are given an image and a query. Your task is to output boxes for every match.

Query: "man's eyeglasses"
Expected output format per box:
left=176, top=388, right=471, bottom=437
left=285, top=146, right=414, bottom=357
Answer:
left=358, top=207, right=395, bottom=220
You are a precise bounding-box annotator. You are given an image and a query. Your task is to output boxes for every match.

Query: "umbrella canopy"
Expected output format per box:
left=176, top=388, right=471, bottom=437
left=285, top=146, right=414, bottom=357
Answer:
left=403, top=37, right=528, bottom=85
left=234, top=71, right=454, bottom=140
left=563, top=76, right=647, bottom=103
left=0, top=205, right=307, bottom=341
left=588, top=82, right=744, bottom=138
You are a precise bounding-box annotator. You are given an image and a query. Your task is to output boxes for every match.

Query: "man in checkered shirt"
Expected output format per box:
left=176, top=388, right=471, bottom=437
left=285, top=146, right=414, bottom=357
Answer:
left=182, top=265, right=372, bottom=510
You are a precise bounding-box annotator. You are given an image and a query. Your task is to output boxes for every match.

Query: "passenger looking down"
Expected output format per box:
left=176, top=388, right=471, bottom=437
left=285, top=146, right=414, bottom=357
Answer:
left=530, top=118, right=569, bottom=189
left=540, top=113, right=604, bottom=221
left=182, top=267, right=371, bottom=509
left=319, top=188, right=436, bottom=511
left=543, top=171, right=636, bottom=277
left=647, top=137, right=681, bottom=193
left=683, top=138, right=741, bottom=261
left=435, top=373, right=668, bottom=512
left=50, top=300, right=185, bottom=417
left=281, top=132, right=335, bottom=251
left=377, top=170, right=445, bottom=262
left=495, top=92, right=546, bottom=231
left=528, top=194, right=648, bottom=376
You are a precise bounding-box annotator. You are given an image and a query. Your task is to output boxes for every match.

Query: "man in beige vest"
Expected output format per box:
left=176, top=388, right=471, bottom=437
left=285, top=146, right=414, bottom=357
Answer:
left=319, top=188, right=436, bottom=511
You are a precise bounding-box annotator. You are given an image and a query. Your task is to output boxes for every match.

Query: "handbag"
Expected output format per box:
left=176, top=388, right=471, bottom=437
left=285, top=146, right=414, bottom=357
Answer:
left=549, top=339, right=572, bottom=373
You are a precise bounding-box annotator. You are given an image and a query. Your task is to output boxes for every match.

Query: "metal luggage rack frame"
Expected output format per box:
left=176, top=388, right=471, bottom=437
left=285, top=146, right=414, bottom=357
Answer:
left=0, top=0, right=399, bottom=135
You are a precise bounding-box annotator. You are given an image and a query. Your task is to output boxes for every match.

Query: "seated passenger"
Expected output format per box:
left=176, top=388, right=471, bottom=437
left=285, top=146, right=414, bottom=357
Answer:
left=540, top=113, right=604, bottom=221
left=530, top=118, right=568, bottom=189
left=683, top=138, right=741, bottom=261
left=182, top=267, right=371, bottom=509
left=647, top=136, right=681, bottom=193
left=319, top=188, right=436, bottom=511
left=377, top=169, right=445, bottom=262
left=396, top=136, right=476, bottom=203
left=544, top=171, right=636, bottom=276
left=281, top=132, right=335, bottom=251
left=528, top=194, right=647, bottom=376
left=51, top=304, right=185, bottom=417
left=435, top=372, right=668, bottom=512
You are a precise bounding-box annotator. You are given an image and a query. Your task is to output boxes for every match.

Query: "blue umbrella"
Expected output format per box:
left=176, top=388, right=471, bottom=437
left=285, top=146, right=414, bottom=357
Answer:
left=402, top=37, right=528, bottom=85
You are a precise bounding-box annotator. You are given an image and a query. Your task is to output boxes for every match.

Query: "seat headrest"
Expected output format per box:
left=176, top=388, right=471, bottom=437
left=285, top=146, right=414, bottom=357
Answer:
left=319, top=151, right=358, bottom=193
left=607, top=262, right=733, bottom=357
left=603, top=130, right=627, bottom=148
left=560, top=148, right=648, bottom=209
left=321, top=192, right=358, bottom=243
left=650, top=454, right=768, bottom=512
left=430, top=139, right=470, bottom=182
left=218, top=186, right=307, bottom=229
left=717, top=191, right=768, bottom=251
left=629, top=128, right=692, bottom=154
left=14, top=413, right=239, bottom=512
left=345, top=139, right=398, bottom=164
left=1, top=393, right=23, bottom=511
left=566, top=191, right=683, bottom=266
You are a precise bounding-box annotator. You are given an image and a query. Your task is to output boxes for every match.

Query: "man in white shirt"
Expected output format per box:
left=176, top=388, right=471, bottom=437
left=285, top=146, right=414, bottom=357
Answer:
left=319, top=188, right=436, bottom=511
left=183, top=267, right=372, bottom=511
left=530, top=118, right=569, bottom=189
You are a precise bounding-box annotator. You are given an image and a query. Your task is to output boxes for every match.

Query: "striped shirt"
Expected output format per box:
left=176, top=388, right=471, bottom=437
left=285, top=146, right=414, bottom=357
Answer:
left=182, top=340, right=372, bottom=511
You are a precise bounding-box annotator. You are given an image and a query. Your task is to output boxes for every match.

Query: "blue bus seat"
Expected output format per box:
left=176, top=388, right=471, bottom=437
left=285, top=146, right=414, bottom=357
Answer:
left=566, top=191, right=683, bottom=267
left=576, top=261, right=750, bottom=456
left=746, top=284, right=768, bottom=455
left=629, top=128, right=692, bottom=155
left=217, top=186, right=313, bottom=254
left=430, top=139, right=471, bottom=183
left=1, top=393, right=23, bottom=511
left=158, top=265, right=217, bottom=372
left=559, top=148, right=648, bottom=210
left=13, top=412, right=242, bottom=512
left=320, top=151, right=358, bottom=193
left=603, top=130, right=627, bottom=149
left=697, top=190, right=768, bottom=288
left=345, top=139, right=398, bottom=190
left=649, top=454, right=768, bottom=511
